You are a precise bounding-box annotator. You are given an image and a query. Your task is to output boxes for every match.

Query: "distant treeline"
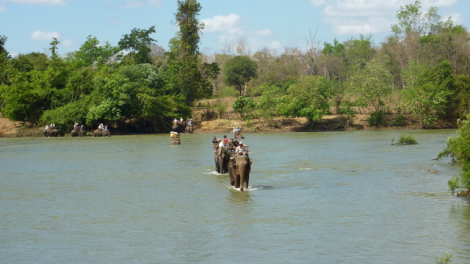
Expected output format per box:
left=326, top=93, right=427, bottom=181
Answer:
left=1, top=0, right=469, bottom=134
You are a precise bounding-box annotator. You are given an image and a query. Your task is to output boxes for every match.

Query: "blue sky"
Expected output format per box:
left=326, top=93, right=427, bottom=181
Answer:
left=1, top=0, right=468, bottom=57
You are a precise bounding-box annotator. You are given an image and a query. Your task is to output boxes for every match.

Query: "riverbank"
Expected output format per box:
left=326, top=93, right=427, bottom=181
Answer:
left=0, top=97, right=457, bottom=137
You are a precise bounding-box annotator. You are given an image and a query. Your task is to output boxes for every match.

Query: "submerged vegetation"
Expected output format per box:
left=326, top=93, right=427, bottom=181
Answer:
left=391, top=134, right=419, bottom=145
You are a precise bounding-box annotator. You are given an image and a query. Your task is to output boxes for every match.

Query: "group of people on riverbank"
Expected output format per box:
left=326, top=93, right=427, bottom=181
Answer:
left=212, top=135, right=249, bottom=156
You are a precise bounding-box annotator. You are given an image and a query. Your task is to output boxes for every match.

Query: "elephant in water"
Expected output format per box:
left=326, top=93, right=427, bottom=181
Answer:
left=93, top=128, right=110, bottom=137
left=71, top=128, right=87, bottom=137
left=185, top=124, right=194, bottom=133
left=229, top=154, right=252, bottom=191
left=214, top=147, right=230, bottom=174
left=44, top=128, right=59, bottom=137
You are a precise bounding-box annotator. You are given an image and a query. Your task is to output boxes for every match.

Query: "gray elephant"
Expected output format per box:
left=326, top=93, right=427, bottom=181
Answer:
left=44, top=128, right=59, bottom=137
left=71, top=128, right=87, bottom=137
left=93, top=128, right=110, bottom=137
left=185, top=124, right=194, bottom=133
left=229, top=154, right=252, bottom=191
left=214, top=147, right=230, bottom=174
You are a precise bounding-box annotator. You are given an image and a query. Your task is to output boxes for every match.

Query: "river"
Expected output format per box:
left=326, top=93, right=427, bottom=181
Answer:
left=1, top=130, right=469, bottom=263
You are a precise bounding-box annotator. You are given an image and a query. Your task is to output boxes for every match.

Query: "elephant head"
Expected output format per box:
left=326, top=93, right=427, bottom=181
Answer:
left=231, top=154, right=252, bottom=191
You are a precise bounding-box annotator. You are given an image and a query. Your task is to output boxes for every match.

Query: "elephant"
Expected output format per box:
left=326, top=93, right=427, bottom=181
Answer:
left=185, top=124, right=194, bottom=133
left=172, top=122, right=186, bottom=133
left=214, top=147, right=230, bottom=174
left=71, top=128, right=79, bottom=137
left=44, top=128, right=59, bottom=137
left=93, top=128, right=110, bottom=137
left=71, top=125, right=87, bottom=137
left=229, top=154, right=252, bottom=191
left=71, top=128, right=87, bottom=137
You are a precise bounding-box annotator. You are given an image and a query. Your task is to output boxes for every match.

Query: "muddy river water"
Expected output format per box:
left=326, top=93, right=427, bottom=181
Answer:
left=1, top=130, right=469, bottom=263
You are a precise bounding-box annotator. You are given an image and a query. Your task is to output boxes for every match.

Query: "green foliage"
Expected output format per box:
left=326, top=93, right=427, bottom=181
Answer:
left=348, top=57, right=393, bottom=114
left=40, top=99, right=89, bottom=133
left=440, top=114, right=470, bottom=190
left=279, top=75, right=330, bottom=123
left=73, top=35, right=119, bottom=67
left=401, top=61, right=454, bottom=126
left=118, top=27, right=156, bottom=64
left=435, top=251, right=453, bottom=264
left=392, top=134, right=419, bottom=145
left=368, top=110, right=385, bottom=127
left=223, top=56, right=257, bottom=96
left=448, top=176, right=460, bottom=195
left=232, top=96, right=256, bottom=119
left=256, top=84, right=282, bottom=124
left=165, top=0, right=215, bottom=105
left=391, top=113, right=407, bottom=126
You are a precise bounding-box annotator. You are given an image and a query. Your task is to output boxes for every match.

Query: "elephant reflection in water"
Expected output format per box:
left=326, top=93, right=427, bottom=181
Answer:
left=228, top=154, right=252, bottom=191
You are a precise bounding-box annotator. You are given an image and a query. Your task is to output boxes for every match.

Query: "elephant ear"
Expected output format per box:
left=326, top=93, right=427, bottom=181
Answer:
left=249, top=158, right=253, bottom=165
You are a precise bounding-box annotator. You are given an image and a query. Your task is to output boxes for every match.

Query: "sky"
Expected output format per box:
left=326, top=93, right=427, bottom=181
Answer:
left=1, top=0, right=469, bottom=57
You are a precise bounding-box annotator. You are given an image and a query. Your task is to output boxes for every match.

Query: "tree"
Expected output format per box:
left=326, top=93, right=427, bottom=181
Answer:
left=439, top=113, right=470, bottom=192
left=232, top=96, right=256, bottom=119
left=118, top=26, right=156, bottom=64
left=347, top=57, right=394, bottom=117
left=166, top=0, right=215, bottom=105
left=401, top=61, right=454, bottom=126
left=223, top=56, right=257, bottom=95
left=0, top=35, right=12, bottom=85
left=279, top=75, right=330, bottom=125
left=73, top=35, right=119, bottom=67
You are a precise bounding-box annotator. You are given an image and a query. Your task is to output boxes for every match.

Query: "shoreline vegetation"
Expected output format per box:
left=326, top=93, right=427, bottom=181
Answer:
left=0, top=97, right=457, bottom=137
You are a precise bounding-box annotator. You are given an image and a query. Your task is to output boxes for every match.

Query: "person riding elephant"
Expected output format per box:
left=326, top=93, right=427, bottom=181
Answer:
left=44, top=123, right=59, bottom=137
left=229, top=154, right=252, bottom=191
left=79, top=125, right=86, bottom=136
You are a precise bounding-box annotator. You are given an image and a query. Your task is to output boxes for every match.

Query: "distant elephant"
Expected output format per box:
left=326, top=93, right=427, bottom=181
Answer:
left=229, top=154, right=252, bottom=191
left=44, top=128, right=59, bottom=137
left=71, top=128, right=79, bottom=137
left=185, top=124, right=194, bottom=133
left=172, top=122, right=186, bottom=133
left=71, top=128, right=87, bottom=137
left=93, top=129, right=110, bottom=137
left=214, top=147, right=230, bottom=174
left=170, top=132, right=181, bottom=144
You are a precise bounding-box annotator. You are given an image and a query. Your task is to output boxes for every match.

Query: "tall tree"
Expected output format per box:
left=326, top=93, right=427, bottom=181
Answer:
left=166, top=0, right=214, bottom=105
left=223, top=55, right=257, bottom=95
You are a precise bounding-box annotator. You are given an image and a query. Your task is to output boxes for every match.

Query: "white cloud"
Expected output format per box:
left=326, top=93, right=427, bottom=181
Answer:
left=201, top=13, right=243, bottom=35
left=30, top=30, right=60, bottom=41
left=316, top=0, right=460, bottom=36
left=2, top=0, right=66, bottom=5
left=0, top=5, right=5, bottom=11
